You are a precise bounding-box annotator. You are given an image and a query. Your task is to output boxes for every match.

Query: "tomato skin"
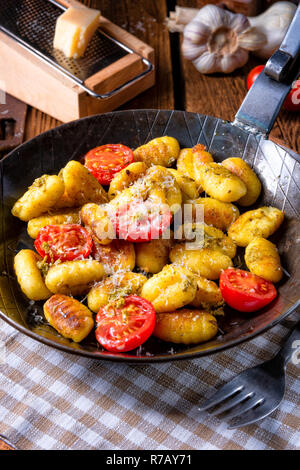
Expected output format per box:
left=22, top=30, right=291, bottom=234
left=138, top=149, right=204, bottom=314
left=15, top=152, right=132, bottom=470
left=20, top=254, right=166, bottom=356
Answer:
left=115, top=201, right=172, bottom=243
left=95, top=295, right=155, bottom=352
left=247, top=66, right=300, bottom=112
left=34, top=224, right=93, bottom=263
left=246, top=65, right=264, bottom=90
left=85, top=144, right=134, bottom=185
left=220, top=268, right=277, bottom=313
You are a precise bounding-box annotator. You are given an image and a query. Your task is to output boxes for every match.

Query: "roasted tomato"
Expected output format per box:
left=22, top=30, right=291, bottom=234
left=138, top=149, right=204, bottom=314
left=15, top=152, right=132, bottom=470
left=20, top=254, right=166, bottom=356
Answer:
left=220, top=268, right=277, bottom=313
left=34, top=224, right=93, bottom=263
left=115, top=200, right=172, bottom=243
left=95, top=295, right=155, bottom=352
left=85, top=144, right=134, bottom=185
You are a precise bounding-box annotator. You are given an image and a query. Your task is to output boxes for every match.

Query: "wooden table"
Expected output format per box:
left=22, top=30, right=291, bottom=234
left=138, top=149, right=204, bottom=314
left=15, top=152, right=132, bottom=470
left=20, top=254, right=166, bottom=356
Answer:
left=23, top=0, right=300, bottom=153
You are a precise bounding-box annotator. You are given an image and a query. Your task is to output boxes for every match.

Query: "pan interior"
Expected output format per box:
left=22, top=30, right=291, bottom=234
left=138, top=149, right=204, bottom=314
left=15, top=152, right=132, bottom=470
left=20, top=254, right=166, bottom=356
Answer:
left=1, top=110, right=299, bottom=361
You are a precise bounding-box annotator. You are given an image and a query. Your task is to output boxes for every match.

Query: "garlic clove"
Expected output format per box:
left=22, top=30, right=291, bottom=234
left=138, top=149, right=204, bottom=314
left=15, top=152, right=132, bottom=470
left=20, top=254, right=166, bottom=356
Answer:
left=229, top=13, right=250, bottom=34
left=183, top=20, right=211, bottom=45
left=220, top=48, right=249, bottom=74
left=194, top=4, right=227, bottom=31
left=248, top=1, right=297, bottom=59
left=238, top=27, right=266, bottom=51
left=193, top=50, right=219, bottom=74
left=182, top=41, right=208, bottom=61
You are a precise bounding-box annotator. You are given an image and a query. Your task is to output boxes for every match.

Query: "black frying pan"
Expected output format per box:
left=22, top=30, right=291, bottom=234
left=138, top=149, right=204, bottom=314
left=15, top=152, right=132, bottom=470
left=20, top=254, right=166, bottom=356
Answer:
left=0, top=6, right=300, bottom=362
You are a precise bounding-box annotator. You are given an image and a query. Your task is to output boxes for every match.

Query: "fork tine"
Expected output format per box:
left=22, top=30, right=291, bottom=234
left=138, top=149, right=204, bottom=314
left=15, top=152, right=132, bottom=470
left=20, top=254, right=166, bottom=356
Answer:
left=228, top=402, right=272, bottom=429
left=199, top=378, right=244, bottom=411
left=224, top=396, right=264, bottom=420
left=210, top=391, right=254, bottom=416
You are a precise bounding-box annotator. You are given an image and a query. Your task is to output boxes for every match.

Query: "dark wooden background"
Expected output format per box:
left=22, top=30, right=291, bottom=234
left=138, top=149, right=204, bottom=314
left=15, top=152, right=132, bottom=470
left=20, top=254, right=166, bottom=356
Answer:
left=24, top=0, right=300, bottom=153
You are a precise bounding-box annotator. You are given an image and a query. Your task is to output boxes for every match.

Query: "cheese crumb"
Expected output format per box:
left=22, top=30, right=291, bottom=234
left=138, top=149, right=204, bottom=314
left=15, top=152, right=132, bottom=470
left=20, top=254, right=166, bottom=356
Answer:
left=53, top=6, right=100, bottom=59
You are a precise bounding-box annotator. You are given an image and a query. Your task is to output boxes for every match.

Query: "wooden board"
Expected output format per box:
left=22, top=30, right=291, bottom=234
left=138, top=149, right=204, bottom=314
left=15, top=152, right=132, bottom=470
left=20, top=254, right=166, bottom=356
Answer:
left=0, top=0, right=155, bottom=123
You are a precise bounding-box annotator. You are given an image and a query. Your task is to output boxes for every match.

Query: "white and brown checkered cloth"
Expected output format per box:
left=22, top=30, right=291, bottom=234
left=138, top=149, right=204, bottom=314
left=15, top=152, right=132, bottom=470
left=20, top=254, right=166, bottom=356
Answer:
left=0, top=311, right=299, bottom=450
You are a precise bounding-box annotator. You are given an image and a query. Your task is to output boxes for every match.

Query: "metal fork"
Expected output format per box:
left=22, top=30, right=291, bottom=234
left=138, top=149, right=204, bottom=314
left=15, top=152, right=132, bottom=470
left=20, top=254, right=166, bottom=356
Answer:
left=199, top=320, right=300, bottom=428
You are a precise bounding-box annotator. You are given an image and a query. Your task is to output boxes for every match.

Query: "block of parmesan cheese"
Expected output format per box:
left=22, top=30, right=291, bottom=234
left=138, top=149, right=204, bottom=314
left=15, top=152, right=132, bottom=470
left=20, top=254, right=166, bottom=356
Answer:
left=53, top=6, right=100, bottom=59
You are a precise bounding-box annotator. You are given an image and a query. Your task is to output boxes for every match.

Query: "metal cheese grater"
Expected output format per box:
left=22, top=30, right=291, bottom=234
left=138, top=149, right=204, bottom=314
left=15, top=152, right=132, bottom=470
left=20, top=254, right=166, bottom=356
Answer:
left=0, top=0, right=153, bottom=99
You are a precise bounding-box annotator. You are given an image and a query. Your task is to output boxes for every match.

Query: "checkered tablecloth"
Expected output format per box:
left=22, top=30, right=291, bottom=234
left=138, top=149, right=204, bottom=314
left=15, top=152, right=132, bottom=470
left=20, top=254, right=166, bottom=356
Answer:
left=0, top=310, right=299, bottom=450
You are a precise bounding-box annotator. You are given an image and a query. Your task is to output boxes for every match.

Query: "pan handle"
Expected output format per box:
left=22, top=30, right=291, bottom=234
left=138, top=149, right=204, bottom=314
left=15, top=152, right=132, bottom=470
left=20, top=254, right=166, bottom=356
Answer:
left=233, top=4, right=300, bottom=137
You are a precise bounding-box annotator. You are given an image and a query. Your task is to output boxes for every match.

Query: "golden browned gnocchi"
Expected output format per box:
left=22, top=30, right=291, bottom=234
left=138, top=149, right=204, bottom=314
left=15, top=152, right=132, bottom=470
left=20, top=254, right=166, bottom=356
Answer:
left=153, top=309, right=218, bottom=344
left=228, top=207, right=284, bottom=247
left=11, top=133, right=287, bottom=351
left=190, top=276, right=224, bottom=309
left=27, top=208, right=80, bottom=239
left=92, top=239, right=135, bottom=274
left=170, top=244, right=233, bottom=280
left=141, top=264, right=197, bottom=312
left=199, top=162, right=247, bottom=203
left=134, top=136, right=180, bottom=167
left=190, top=197, right=240, bottom=231
left=12, top=175, right=65, bottom=221
left=44, top=294, right=94, bottom=342
left=80, top=203, right=114, bottom=245
left=135, top=236, right=172, bottom=274
left=45, top=259, right=105, bottom=296
left=174, top=223, right=236, bottom=259
left=14, top=250, right=52, bottom=300
left=167, top=169, right=200, bottom=202
left=245, top=237, right=283, bottom=283
left=222, top=157, right=261, bottom=206
left=144, top=165, right=182, bottom=211
left=177, top=144, right=214, bottom=185
left=108, top=162, right=148, bottom=200
left=55, top=161, right=108, bottom=208
left=87, top=272, right=147, bottom=312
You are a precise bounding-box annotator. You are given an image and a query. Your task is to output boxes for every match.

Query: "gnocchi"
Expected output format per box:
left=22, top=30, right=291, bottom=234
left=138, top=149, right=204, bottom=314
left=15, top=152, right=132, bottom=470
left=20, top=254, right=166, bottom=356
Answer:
left=134, top=136, right=180, bottom=167
left=87, top=272, right=147, bottom=312
left=177, top=144, right=214, bottom=185
left=44, top=294, right=94, bottom=342
left=135, top=236, right=172, bottom=274
left=27, top=208, right=80, bottom=239
left=45, top=259, right=105, bottom=295
left=55, top=160, right=108, bottom=208
left=153, top=309, right=218, bottom=344
left=190, top=276, right=224, bottom=309
left=228, top=207, right=284, bottom=247
left=14, top=250, right=51, bottom=300
left=222, top=157, right=261, bottom=206
left=245, top=237, right=283, bottom=283
left=141, top=265, right=197, bottom=312
left=199, top=162, right=247, bottom=202
left=108, top=162, right=148, bottom=200
left=170, top=244, right=233, bottom=280
left=12, top=175, right=65, bottom=221
left=11, top=134, right=286, bottom=351
left=92, top=239, right=135, bottom=274
left=80, top=203, right=115, bottom=245
left=190, top=197, right=240, bottom=231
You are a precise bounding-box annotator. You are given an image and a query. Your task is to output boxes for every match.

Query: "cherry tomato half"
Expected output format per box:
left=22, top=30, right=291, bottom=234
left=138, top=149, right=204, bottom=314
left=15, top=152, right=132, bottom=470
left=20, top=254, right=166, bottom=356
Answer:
left=220, top=268, right=277, bottom=313
left=35, top=224, right=93, bottom=263
left=95, top=295, right=155, bottom=352
left=114, top=201, right=172, bottom=243
left=247, top=65, right=300, bottom=112
left=85, top=144, right=134, bottom=185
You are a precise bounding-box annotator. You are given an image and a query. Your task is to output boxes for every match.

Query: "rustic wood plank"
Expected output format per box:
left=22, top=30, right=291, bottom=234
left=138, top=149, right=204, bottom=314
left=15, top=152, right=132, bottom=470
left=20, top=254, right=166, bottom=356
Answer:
left=177, top=0, right=300, bottom=153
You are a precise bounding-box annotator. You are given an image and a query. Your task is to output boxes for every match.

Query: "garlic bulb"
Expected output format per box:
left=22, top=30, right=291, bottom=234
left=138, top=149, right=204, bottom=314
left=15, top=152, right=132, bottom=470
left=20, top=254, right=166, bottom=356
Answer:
left=182, top=5, right=266, bottom=74
left=249, top=1, right=297, bottom=59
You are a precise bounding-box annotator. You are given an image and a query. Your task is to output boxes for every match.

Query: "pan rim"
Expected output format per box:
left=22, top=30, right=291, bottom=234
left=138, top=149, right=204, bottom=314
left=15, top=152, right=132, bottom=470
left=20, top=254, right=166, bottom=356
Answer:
left=1, top=109, right=299, bottom=363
